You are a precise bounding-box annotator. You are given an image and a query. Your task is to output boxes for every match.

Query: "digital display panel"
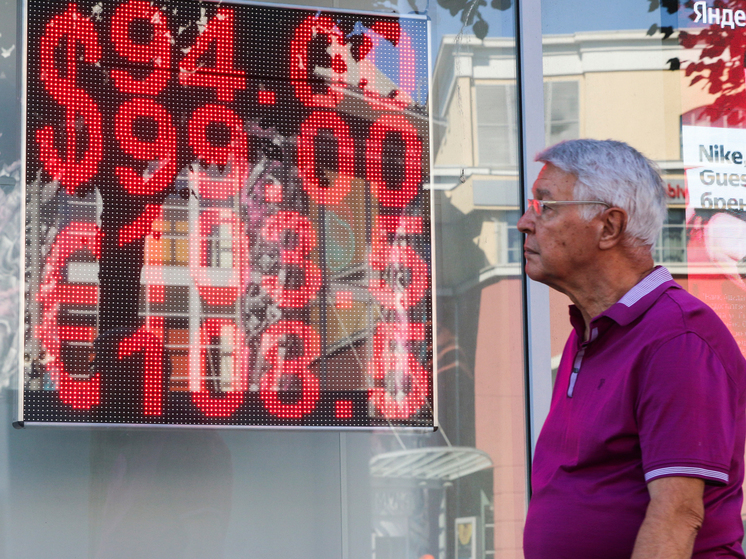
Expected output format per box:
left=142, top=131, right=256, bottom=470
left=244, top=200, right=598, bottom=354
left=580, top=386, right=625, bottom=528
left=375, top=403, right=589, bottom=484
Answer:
left=20, top=0, right=434, bottom=428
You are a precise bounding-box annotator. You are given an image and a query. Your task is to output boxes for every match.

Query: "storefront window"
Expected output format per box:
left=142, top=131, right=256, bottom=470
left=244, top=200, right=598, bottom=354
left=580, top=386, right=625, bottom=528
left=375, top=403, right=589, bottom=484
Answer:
left=542, top=0, right=746, bottom=538
left=541, top=0, right=684, bottom=369
left=0, top=0, right=529, bottom=558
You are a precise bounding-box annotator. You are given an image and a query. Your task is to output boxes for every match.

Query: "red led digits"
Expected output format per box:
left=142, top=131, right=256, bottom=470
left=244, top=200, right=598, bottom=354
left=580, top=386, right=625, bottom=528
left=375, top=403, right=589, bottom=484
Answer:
left=265, top=182, right=283, bottom=204
left=118, top=321, right=165, bottom=416
left=369, top=322, right=429, bottom=419
left=261, top=211, right=317, bottom=254
left=335, top=290, right=354, bottom=309
left=366, top=114, right=422, bottom=208
left=260, top=211, right=321, bottom=308
left=335, top=400, right=353, bottom=419
left=179, top=7, right=245, bottom=103
left=36, top=4, right=103, bottom=195
left=192, top=319, right=247, bottom=417
left=190, top=208, right=249, bottom=306
left=37, top=222, right=101, bottom=409
left=38, top=6, right=101, bottom=105
left=258, top=90, right=276, bottom=105
left=110, top=0, right=171, bottom=96
left=298, top=111, right=355, bottom=206
left=57, top=327, right=100, bottom=410
left=261, top=249, right=321, bottom=308
left=143, top=212, right=166, bottom=302
left=115, top=98, right=178, bottom=198
left=360, top=22, right=416, bottom=109
left=189, top=104, right=248, bottom=195
left=259, top=321, right=320, bottom=419
left=378, top=215, right=423, bottom=235
left=118, top=203, right=161, bottom=246
left=368, top=219, right=428, bottom=310
left=290, top=15, right=347, bottom=108
left=147, top=284, right=165, bottom=303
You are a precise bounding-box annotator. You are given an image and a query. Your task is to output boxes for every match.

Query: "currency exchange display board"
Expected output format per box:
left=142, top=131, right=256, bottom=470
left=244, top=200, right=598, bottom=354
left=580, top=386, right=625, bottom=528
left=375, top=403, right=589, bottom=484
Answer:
left=20, top=0, right=434, bottom=428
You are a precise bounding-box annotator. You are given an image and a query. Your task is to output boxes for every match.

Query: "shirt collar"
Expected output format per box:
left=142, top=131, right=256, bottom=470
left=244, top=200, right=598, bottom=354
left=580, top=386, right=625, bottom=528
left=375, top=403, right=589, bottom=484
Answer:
left=568, top=266, right=681, bottom=338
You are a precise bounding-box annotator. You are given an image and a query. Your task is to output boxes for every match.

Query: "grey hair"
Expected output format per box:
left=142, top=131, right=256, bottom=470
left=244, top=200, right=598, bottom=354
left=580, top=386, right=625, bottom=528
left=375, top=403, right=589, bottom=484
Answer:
left=536, top=139, right=667, bottom=249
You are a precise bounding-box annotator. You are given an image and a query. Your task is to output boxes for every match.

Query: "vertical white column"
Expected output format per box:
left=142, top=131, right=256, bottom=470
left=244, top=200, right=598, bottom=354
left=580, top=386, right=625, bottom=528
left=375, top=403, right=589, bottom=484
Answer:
left=516, top=0, right=552, bottom=466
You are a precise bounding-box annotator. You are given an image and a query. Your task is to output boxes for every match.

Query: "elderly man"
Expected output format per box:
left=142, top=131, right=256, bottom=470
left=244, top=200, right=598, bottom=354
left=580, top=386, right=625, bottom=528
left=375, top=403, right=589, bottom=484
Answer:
left=519, top=139, right=746, bottom=559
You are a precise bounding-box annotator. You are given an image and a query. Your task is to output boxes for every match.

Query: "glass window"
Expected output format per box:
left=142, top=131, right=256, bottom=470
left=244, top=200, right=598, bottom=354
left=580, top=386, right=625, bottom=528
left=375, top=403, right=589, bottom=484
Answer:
left=476, top=80, right=580, bottom=167
left=541, top=0, right=746, bottom=546
left=654, top=208, right=687, bottom=265
left=542, top=0, right=688, bottom=369
left=544, top=81, right=580, bottom=145
left=1, top=1, right=529, bottom=559
left=476, top=84, right=518, bottom=167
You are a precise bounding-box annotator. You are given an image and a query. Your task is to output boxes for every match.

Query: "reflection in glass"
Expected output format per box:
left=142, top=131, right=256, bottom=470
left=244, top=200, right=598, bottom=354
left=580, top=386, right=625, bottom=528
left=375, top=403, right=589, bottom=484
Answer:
left=541, top=0, right=746, bottom=543
left=1, top=0, right=528, bottom=558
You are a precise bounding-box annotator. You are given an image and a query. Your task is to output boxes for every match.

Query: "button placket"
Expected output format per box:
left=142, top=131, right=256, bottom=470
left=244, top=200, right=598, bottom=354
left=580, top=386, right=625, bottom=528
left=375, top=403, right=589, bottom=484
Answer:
left=567, top=327, right=598, bottom=398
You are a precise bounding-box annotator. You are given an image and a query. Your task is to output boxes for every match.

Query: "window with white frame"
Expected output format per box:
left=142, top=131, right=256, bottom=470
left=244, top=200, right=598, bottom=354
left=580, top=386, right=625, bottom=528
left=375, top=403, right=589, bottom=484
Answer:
left=544, top=81, right=580, bottom=146
left=476, top=81, right=579, bottom=167
left=654, top=208, right=687, bottom=265
left=476, top=84, right=518, bottom=167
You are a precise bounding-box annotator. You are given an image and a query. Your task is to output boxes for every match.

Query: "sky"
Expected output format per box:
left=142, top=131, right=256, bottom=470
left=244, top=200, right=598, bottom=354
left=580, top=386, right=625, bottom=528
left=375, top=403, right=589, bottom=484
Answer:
left=541, top=0, right=668, bottom=35
left=422, top=0, right=678, bottom=48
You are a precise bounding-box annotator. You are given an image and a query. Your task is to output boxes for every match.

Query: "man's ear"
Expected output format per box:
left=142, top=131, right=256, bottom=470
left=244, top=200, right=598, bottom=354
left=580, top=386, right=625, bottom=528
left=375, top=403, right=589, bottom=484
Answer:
left=598, top=207, right=628, bottom=250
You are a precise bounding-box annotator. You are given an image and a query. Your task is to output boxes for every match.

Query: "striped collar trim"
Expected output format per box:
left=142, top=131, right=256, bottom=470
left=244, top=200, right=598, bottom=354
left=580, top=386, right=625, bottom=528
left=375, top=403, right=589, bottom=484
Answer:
left=599, top=266, right=679, bottom=327
left=618, top=266, right=673, bottom=308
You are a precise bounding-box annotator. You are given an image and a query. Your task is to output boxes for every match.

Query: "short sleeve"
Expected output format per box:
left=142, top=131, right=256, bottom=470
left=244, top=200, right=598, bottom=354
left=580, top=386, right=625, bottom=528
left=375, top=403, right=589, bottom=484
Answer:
left=638, top=332, right=737, bottom=485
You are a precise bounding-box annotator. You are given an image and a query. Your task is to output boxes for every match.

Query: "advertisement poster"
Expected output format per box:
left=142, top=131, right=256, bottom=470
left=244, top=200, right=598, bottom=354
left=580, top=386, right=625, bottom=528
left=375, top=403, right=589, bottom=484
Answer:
left=455, top=517, right=477, bottom=559
left=681, top=1, right=746, bottom=356
left=21, top=0, right=434, bottom=427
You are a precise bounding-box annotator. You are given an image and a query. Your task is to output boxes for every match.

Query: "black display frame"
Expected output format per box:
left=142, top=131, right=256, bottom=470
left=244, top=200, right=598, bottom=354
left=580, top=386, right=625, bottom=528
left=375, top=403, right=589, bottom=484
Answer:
left=18, top=0, right=437, bottom=429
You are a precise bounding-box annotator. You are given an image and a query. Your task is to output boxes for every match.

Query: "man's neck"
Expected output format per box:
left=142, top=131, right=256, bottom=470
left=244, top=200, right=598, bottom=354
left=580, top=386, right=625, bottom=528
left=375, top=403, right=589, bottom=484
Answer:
left=565, top=254, right=656, bottom=341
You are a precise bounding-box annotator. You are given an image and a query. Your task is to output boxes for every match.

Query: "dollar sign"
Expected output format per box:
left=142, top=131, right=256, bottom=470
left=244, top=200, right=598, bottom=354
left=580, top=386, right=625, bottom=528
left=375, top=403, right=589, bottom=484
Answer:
left=35, top=4, right=103, bottom=195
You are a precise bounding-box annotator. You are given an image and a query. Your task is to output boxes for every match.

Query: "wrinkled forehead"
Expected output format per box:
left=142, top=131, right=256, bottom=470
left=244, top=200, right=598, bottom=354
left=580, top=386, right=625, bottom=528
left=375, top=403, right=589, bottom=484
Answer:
left=532, top=163, right=578, bottom=199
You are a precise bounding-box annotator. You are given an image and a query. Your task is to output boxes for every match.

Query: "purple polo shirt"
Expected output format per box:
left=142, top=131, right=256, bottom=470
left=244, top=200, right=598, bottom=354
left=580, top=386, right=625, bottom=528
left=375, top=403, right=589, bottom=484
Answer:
left=524, top=267, right=746, bottom=559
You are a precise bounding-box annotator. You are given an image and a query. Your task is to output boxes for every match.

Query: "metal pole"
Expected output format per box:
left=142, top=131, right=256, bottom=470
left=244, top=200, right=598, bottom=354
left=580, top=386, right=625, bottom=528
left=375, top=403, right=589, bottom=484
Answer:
left=515, top=0, right=552, bottom=495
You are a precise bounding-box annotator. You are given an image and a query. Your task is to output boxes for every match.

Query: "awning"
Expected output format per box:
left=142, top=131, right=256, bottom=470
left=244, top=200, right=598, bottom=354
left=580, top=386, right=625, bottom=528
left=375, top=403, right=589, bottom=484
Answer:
left=370, top=446, right=493, bottom=481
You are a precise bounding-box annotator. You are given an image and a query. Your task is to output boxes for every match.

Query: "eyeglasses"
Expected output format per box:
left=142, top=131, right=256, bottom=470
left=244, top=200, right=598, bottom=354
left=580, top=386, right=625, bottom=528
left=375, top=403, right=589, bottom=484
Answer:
left=526, top=199, right=611, bottom=216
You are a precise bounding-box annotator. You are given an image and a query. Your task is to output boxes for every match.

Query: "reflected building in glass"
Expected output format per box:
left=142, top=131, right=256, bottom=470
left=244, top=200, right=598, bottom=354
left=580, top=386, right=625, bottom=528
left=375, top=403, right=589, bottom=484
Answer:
left=0, top=0, right=744, bottom=558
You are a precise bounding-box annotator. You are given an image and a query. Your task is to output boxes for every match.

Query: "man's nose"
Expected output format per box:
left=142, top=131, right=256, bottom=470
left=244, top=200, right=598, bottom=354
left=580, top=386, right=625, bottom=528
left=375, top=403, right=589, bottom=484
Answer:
left=517, top=209, right=534, bottom=234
